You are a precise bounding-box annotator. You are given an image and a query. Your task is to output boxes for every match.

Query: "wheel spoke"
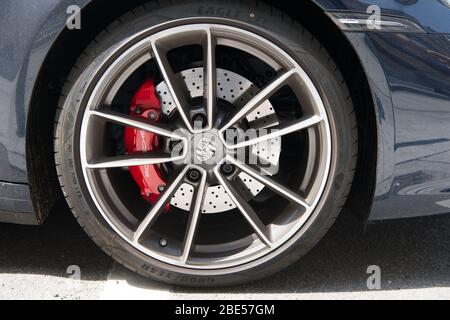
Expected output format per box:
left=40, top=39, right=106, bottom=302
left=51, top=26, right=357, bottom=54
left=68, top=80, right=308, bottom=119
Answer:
left=133, top=166, right=191, bottom=242
left=151, top=39, right=194, bottom=132
left=220, top=69, right=298, bottom=133
left=214, top=167, right=273, bottom=247
left=227, top=156, right=310, bottom=209
left=180, top=170, right=208, bottom=264
left=228, top=114, right=323, bottom=149
left=86, top=153, right=181, bottom=169
left=89, top=109, right=184, bottom=140
left=203, top=27, right=217, bottom=130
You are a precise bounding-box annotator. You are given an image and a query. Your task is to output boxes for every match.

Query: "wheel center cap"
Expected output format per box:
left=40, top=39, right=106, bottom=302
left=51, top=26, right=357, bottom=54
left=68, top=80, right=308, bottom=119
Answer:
left=195, top=136, right=218, bottom=162
left=191, top=130, right=224, bottom=165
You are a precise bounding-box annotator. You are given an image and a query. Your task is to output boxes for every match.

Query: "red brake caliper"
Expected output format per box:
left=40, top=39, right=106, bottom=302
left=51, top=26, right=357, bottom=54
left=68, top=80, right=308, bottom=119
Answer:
left=124, top=79, right=169, bottom=209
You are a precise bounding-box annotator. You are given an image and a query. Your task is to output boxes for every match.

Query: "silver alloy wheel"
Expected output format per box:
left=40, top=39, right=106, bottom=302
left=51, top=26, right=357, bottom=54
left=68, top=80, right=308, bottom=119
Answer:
left=79, top=24, right=332, bottom=270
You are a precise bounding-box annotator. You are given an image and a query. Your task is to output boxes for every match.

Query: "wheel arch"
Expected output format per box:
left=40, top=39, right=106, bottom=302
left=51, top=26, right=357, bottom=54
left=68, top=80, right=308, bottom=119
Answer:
left=26, top=0, right=378, bottom=224
left=267, top=0, right=379, bottom=223
left=26, top=0, right=150, bottom=223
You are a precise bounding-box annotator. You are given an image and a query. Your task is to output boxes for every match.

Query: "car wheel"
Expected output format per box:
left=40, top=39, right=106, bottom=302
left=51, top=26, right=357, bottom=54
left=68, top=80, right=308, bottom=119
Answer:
left=54, top=0, right=357, bottom=287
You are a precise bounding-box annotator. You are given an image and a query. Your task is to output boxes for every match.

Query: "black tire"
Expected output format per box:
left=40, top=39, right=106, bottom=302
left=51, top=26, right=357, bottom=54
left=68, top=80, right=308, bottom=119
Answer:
left=54, top=0, right=357, bottom=287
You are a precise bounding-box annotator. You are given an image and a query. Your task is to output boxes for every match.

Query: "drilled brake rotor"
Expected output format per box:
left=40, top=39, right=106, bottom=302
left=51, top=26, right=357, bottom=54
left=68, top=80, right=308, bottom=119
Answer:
left=156, top=68, right=281, bottom=213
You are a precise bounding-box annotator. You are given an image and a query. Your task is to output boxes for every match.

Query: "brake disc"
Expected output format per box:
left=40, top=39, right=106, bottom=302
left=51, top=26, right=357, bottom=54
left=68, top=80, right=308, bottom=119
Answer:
left=156, top=68, right=281, bottom=213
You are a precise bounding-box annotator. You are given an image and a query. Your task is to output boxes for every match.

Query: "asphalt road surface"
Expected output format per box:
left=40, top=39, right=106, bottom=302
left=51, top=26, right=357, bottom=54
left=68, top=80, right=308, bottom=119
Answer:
left=0, top=201, right=449, bottom=300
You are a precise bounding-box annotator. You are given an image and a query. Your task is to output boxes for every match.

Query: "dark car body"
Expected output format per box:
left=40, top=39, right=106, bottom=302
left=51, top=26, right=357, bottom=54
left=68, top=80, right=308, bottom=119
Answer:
left=0, top=0, right=449, bottom=225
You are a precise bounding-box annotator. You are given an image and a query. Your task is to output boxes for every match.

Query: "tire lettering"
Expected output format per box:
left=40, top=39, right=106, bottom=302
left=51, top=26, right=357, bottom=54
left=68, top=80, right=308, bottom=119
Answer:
left=198, top=6, right=241, bottom=19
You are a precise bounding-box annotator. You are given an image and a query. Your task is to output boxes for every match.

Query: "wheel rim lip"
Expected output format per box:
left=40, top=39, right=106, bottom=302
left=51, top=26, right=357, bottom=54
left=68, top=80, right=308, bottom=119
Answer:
left=78, top=22, right=333, bottom=271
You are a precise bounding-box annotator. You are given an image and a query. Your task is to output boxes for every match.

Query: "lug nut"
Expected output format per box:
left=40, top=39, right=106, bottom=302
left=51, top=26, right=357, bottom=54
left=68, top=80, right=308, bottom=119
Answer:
left=221, top=164, right=235, bottom=175
left=158, top=185, right=166, bottom=193
left=192, top=113, right=207, bottom=128
left=159, top=238, right=168, bottom=247
left=169, top=141, right=184, bottom=157
left=169, top=141, right=180, bottom=150
left=187, top=169, right=201, bottom=182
